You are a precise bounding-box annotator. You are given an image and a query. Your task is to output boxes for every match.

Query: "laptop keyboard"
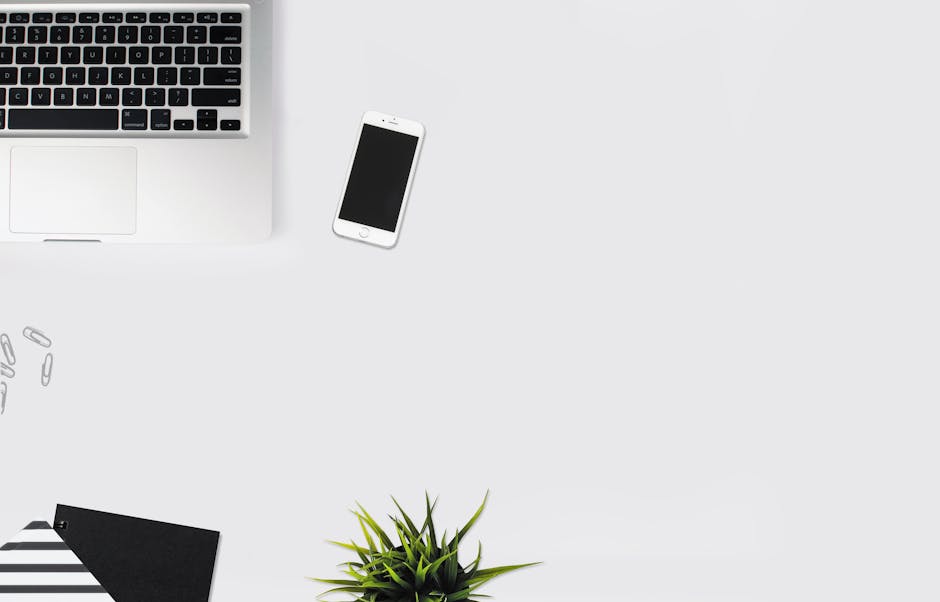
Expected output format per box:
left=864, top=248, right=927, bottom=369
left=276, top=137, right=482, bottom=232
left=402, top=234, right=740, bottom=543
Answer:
left=0, top=4, right=248, bottom=137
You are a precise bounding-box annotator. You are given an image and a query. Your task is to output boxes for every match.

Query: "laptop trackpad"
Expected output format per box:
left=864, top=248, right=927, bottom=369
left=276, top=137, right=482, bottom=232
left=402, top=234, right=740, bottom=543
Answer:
left=10, top=146, right=137, bottom=235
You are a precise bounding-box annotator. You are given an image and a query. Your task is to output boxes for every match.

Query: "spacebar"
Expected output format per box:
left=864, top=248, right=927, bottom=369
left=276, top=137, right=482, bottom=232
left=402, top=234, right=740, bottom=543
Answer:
left=9, top=109, right=119, bottom=130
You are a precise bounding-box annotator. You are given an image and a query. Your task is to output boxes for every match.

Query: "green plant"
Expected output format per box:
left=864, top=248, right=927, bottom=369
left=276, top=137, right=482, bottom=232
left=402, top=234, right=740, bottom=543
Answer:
left=314, top=492, right=539, bottom=602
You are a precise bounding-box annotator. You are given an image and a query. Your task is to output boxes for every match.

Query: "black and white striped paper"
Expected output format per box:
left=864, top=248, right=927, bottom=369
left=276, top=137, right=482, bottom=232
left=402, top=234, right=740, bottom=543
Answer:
left=0, top=521, right=114, bottom=599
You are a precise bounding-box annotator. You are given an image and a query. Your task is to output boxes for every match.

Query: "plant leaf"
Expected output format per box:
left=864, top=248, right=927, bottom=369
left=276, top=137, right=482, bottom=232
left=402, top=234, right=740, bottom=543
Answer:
left=311, top=579, right=361, bottom=586
left=425, top=493, right=438, bottom=553
left=398, top=524, right=417, bottom=565
left=359, top=516, right=378, bottom=554
left=356, top=503, right=395, bottom=550
left=358, top=581, right=399, bottom=591
left=414, top=556, right=427, bottom=590
left=317, top=586, right=368, bottom=596
left=453, top=491, right=488, bottom=547
left=393, top=496, right=422, bottom=538
left=328, top=540, right=370, bottom=565
left=465, top=563, right=541, bottom=586
left=383, top=563, right=411, bottom=591
left=425, top=547, right=458, bottom=578
left=462, top=541, right=483, bottom=586
left=444, top=531, right=459, bottom=590
left=448, top=588, right=472, bottom=601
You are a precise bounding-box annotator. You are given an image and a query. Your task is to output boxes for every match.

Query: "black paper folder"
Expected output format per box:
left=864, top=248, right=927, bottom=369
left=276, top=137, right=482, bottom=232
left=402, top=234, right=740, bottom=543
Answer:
left=53, top=505, right=220, bottom=602
left=0, top=520, right=113, bottom=598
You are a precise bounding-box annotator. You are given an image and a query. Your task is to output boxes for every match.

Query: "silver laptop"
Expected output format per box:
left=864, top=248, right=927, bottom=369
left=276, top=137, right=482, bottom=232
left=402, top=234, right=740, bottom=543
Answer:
left=0, top=0, right=272, bottom=243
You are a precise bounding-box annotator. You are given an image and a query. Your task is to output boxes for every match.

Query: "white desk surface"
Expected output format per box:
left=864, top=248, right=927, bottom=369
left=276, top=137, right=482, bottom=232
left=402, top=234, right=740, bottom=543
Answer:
left=2, top=1, right=938, bottom=600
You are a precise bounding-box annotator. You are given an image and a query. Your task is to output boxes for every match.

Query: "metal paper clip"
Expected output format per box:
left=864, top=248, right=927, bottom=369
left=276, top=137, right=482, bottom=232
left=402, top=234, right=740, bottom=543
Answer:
left=0, top=382, right=6, bottom=415
left=41, top=354, right=53, bottom=387
left=0, top=334, right=14, bottom=365
left=0, top=363, right=13, bottom=379
left=23, top=327, right=52, bottom=348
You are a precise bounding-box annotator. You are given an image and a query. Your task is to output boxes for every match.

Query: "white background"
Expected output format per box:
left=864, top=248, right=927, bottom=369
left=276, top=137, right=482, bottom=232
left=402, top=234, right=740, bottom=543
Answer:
left=1, top=1, right=938, bottom=600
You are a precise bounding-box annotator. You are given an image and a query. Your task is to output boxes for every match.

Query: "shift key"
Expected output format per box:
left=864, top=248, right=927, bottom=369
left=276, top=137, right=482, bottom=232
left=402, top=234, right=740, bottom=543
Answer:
left=192, top=89, right=241, bottom=107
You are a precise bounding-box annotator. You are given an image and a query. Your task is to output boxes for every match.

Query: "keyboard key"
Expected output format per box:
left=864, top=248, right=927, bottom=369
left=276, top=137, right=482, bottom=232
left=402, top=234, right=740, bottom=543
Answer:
left=129, top=47, right=149, bottom=64
left=145, top=88, right=165, bottom=106
left=192, top=89, right=240, bottom=107
left=20, top=68, right=39, bottom=85
left=50, top=26, right=70, bottom=44
left=174, top=119, right=194, bottom=130
left=79, top=13, right=100, bottom=24
left=141, top=26, right=161, bottom=44
left=54, top=87, right=73, bottom=106
left=134, top=67, right=154, bottom=86
left=180, top=68, right=200, bottom=85
left=10, top=108, right=119, bottom=130
left=10, top=14, right=29, bottom=25
left=66, top=67, right=85, bottom=84
left=99, top=88, right=119, bottom=106
left=103, top=13, right=123, bottom=24
left=153, top=47, right=172, bottom=64
left=210, top=26, right=241, bottom=44
left=89, top=67, right=107, bottom=85
left=0, top=89, right=5, bottom=104
left=174, top=13, right=195, bottom=24
left=164, top=26, right=184, bottom=44
left=197, top=109, right=218, bottom=130
left=204, top=68, right=240, bottom=85
left=111, top=67, right=131, bottom=85
left=122, top=88, right=142, bottom=106
left=151, top=109, right=171, bottom=130
left=222, top=13, right=242, bottom=23
left=15, top=47, right=35, bottom=65
left=198, top=13, right=219, bottom=24
left=77, top=88, right=95, bottom=105
left=199, top=47, right=219, bottom=65
left=9, top=88, right=27, bottom=105
left=0, top=67, right=17, bottom=84
left=42, top=67, right=62, bottom=85
left=31, top=88, right=51, bottom=106
left=6, top=27, right=24, bottom=45
left=106, top=47, right=126, bottom=64
left=56, top=13, right=77, bottom=24
left=127, top=13, right=147, bottom=24
left=28, top=26, right=48, bottom=44
left=157, top=67, right=178, bottom=85
left=95, top=26, right=114, bottom=44
left=169, top=88, right=189, bottom=106
left=0, top=47, right=12, bottom=64
left=83, top=47, right=104, bottom=65
left=175, top=46, right=195, bottom=64
left=38, top=47, right=59, bottom=65
left=0, top=15, right=5, bottom=24
left=187, top=26, right=207, bottom=44
left=61, top=47, right=81, bottom=64
left=73, top=26, right=93, bottom=44
left=118, top=26, right=138, bottom=44
left=150, top=13, right=171, bottom=24
left=33, top=13, right=54, bottom=24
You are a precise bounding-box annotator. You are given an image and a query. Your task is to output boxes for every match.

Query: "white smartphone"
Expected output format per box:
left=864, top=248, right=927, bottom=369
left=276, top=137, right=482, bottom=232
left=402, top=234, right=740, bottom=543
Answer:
left=333, top=111, right=426, bottom=248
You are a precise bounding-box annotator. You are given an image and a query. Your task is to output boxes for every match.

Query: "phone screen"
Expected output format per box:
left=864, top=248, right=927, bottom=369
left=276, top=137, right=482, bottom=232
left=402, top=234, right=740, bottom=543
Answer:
left=339, top=124, right=420, bottom=232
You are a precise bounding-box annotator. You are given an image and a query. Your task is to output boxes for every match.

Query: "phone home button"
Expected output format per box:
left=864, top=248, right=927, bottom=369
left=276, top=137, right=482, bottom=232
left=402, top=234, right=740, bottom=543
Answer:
left=359, top=227, right=370, bottom=239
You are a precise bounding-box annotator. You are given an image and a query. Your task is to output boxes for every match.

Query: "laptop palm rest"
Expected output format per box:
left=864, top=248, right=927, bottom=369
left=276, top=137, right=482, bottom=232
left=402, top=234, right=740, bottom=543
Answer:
left=9, top=146, right=138, bottom=235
